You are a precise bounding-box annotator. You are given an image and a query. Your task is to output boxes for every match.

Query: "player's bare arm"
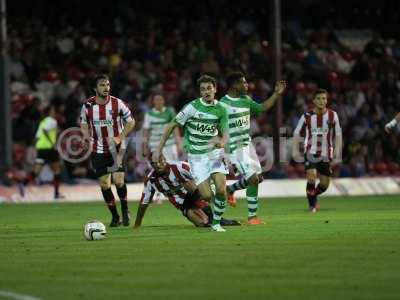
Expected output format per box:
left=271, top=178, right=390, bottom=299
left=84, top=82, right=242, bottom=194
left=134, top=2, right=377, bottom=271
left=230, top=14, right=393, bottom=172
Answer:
left=153, top=121, right=179, bottom=162
left=113, top=119, right=136, bottom=145
left=80, top=123, right=90, bottom=140
left=173, top=127, right=183, bottom=154
left=134, top=203, right=149, bottom=228
left=385, top=112, right=400, bottom=133
left=262, top=80, right=287, bottom=111
left=142, top=128, right=150, bottom=158
left=183, top=180, right=197, bottom=194
left=333, top=133, right=343, bottom=164
left=215, top=131, right=229, bottom=149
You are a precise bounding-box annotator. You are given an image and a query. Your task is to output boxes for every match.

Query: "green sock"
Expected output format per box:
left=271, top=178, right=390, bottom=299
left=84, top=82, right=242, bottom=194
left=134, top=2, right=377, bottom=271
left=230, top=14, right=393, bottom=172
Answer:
left=246, top=185, right=258, bottom=218
left=212, top=195, right=226, bottom=225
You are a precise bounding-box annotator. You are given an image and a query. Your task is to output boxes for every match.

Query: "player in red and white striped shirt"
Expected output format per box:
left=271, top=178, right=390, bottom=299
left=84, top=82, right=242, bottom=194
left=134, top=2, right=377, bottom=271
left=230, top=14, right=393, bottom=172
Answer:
left=293, top=89, right=342, bottom=212
left=134, top=154, right=240, bottom=228
left=80, top=74, right=135, bottom=226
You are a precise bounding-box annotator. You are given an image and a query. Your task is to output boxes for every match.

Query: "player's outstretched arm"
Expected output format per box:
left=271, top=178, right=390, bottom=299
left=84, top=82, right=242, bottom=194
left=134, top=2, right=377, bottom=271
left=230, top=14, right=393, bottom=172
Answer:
left=262, top=80, right=287, bottom=111
left=134, top=203, right=149, bottom=228
left=153, top=122, right=179, bottom=162
left=385, top=112, right=400, bottom=133
left=173, top=127, right=183, bottom=155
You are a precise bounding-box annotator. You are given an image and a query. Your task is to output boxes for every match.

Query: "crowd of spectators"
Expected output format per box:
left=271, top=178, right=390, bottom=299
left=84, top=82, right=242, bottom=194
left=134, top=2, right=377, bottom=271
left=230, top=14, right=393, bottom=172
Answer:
left=4, top=0, right=400, bottom=185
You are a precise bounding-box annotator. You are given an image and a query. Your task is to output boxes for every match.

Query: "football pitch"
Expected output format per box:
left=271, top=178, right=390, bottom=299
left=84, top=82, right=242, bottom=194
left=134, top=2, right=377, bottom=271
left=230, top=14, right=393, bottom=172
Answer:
left=0, top=195, right=399, bottom=300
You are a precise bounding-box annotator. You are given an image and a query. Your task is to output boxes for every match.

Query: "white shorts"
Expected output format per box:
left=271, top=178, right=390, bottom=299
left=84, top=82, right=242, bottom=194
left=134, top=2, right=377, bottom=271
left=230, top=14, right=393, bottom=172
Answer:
left=188, top=149, right=228, bottom=185
left=162, top=145, right=178, bottom=162
left=229, top=144, right=262, bottom=180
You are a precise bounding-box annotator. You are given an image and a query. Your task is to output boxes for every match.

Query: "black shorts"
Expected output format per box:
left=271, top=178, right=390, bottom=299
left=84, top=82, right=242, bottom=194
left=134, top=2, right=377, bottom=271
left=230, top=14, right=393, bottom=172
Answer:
left=304, top=154, right=332, bottom=176
left=36, top=149, right=59, bottom=164
left=90, top=152, right=124, bottom=178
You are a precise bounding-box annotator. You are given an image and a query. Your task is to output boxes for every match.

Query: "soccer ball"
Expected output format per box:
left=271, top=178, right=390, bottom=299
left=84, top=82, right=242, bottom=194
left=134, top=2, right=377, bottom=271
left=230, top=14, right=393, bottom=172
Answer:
left=84, top=220, right=107, bottom=241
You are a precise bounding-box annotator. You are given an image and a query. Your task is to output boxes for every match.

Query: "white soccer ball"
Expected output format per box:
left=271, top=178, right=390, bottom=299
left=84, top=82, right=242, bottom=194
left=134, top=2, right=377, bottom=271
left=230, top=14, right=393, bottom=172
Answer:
left=84, top=220, right=107, bottom=241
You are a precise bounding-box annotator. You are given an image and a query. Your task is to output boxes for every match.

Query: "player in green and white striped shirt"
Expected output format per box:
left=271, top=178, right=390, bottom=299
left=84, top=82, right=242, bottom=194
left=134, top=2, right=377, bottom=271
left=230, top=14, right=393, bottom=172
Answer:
left=219, top=71, right=286, bottom=225
left=143, top=94, right=182, bottom=161
left=153, top=75, right=229, bottom=232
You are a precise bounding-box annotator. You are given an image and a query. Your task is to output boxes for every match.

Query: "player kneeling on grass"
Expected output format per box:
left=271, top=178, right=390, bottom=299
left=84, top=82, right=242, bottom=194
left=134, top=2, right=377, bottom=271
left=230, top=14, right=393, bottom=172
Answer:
left=134, top=154, right=240, bottom=228
left=293, top=89, right=342, bottom=213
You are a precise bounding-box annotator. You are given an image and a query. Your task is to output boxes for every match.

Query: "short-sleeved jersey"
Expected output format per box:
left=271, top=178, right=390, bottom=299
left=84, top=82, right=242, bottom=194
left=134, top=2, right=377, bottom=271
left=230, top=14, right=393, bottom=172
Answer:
left=80, top=95, right=133, bottom=154
left=140, top=161, right=193, bottom=210
left=35, top=116, right=58, bottom=150
left=143, top=107, right=176, bottom=151
left=174, top=98, right=228, bottom=155
left=219, top=94, right=265, bottom=153
left=293, top=109, right=341, bottom=160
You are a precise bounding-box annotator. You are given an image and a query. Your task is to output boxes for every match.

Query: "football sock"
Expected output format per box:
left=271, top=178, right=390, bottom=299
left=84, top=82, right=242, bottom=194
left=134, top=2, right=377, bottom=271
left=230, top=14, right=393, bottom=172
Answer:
left=116, top=184, right=128, bottom=211
left=228, top=177, right=248, bottom=193
left=315, top=184, right=328, bottom=196
left=53, top=174, right=60, bottom=197
left=212, top=195, right=226, bottom=225
left=306, top=182, right=317, bottom=207
left=101, top=188, right=119, bottom=218
left=246, top=185, right=258, bottom=218
left=202, top=205, right=213, bottom=223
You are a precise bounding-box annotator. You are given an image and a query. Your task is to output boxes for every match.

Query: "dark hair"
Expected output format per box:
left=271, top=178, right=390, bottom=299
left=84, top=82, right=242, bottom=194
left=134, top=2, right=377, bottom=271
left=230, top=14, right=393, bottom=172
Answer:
left=42, top=105, right=51, bottom=116
left=150, top=93, right=165, bottom=102
left=226, top=71, right=245, bottom=89
left=93, top=74, right=110, bottom=88
left=197, top=75, right=217, bottom=87
left=314, top=89, right=328, bottom=98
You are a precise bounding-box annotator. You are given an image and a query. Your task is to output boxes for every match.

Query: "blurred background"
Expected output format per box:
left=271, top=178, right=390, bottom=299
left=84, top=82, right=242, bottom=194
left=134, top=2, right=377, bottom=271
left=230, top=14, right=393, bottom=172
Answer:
left=1, top=0, right=400, bottom=189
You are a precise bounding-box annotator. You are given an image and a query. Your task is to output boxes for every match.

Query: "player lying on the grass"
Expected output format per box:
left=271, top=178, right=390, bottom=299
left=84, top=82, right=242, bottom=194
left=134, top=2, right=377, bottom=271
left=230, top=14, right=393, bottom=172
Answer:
left=293, top=89, right=342, bottom=213
left=384, top=112, right=400, bottom=133
left=134, top=154, right=240, bottom=228
left=219, top=72, right=287, bottom=224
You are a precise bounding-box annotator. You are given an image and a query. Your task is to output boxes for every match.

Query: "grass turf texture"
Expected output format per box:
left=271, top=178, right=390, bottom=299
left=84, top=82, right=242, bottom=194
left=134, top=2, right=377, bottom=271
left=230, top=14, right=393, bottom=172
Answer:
left=0, top=195, right=399, bottom=300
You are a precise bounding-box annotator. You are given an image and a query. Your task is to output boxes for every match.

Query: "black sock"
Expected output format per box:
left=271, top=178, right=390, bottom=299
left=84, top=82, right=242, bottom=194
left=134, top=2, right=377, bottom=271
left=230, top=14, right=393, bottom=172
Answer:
left=306, top=182, right=317, bottom=207
left=116, top=184, right=128, bottom=211
left=101, top=188, right=119, bottom=218
left=228, top=177, right=248, bottom=193
left=54, top=174, right=60, bottom=197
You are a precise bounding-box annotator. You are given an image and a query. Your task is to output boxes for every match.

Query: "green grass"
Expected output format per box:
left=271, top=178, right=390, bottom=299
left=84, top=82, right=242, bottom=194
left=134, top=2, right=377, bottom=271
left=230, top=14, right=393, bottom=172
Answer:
left=0, top=195, right=400, bottom=300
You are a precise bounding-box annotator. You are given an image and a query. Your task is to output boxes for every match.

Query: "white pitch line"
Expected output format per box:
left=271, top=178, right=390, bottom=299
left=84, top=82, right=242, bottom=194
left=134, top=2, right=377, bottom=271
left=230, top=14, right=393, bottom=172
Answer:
left=0, top=290, right=42, bottom=300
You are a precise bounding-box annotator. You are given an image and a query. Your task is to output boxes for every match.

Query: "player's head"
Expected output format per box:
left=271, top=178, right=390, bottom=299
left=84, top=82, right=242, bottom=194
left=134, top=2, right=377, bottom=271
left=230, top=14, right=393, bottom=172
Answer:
left=226, top=71, right=248, bottom=95
left=313, top=89, right=328, bottom=110
left=43, top=105, right=56, bottom=117
left=150, top=153, right=167, bottom=174
left=151, top=93, right=165, bottom=110
left=197, top=75, right=217, bottom=103
left=93, top=74, right=111, bottom=98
